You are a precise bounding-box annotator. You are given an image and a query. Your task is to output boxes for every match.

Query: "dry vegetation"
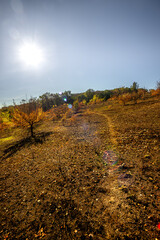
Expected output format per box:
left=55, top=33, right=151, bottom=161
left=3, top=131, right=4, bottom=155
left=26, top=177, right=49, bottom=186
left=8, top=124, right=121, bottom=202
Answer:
left=0, top=96, right=160, bottom=239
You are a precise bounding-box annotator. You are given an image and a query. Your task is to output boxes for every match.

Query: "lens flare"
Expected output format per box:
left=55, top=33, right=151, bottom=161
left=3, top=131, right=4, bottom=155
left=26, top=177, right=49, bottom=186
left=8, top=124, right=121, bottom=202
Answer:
left=68, top=104, right=72, bottom=109
left=103, top=150, right=134, bottom=187
left=103, top=150, right=118, bottom=166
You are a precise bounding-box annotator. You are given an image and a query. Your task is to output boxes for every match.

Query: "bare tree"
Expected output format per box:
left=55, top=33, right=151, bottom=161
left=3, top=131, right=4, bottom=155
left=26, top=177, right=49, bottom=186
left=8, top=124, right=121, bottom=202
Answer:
left=156, top=80, right=160, bottom=89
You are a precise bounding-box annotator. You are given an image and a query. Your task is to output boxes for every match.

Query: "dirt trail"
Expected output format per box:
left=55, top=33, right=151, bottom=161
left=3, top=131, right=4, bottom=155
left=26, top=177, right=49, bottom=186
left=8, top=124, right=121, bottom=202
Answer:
left=83, top=110, right=135, bottom=235
left=94, top=112, right=118, bottom=146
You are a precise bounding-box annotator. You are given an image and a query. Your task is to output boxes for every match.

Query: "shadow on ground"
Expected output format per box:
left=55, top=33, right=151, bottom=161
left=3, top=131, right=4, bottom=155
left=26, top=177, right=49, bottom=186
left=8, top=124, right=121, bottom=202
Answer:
left=1, top=131, right=53, bottom=160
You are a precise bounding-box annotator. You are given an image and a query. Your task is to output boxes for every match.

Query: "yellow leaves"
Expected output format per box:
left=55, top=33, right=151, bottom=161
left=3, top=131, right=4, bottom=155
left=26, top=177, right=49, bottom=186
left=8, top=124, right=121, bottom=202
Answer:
left=0, top=136, right=14, bottom=143
left=89, top=95, right=104, bottom=105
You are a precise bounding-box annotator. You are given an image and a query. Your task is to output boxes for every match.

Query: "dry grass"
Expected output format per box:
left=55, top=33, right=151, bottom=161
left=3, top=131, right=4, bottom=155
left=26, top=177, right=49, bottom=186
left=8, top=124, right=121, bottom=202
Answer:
left=0, top=98, right=160, bottom=239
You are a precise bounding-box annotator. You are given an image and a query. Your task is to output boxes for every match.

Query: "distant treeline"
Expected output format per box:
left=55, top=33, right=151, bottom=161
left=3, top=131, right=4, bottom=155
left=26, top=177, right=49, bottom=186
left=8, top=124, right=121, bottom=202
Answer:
left=1, top=81, right=160, bottom=113
left=1, top=81, right=160, bottom=135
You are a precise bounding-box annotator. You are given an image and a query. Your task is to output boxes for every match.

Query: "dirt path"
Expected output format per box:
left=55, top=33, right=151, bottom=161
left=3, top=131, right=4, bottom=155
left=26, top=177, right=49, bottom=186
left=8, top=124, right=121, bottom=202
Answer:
left=79, top=110, right=136, bottom=238
left=97, top=113, right=118, bottom=146
left=53, top=110, right=138, bottom=238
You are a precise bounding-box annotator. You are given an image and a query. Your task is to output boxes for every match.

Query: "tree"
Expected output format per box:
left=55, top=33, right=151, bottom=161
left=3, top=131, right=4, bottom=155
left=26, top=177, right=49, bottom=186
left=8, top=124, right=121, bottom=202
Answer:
left=62, top=91, right=73, bottom=104
left=85, top=89, right=95, bottom=102
left=39, top=92, right=55, bottom=111
left=12, top=101, right=46, bottom=137
left=131, top=82, right=139, bottom=92
left=77, top=94, right=87, bottom=103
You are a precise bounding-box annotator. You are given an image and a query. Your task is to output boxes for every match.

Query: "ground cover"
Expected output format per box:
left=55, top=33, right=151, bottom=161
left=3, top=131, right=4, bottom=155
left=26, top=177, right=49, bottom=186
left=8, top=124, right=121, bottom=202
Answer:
left=0, top=98, right=160, bottom=239
left=90, top=98, right=160, bottom=239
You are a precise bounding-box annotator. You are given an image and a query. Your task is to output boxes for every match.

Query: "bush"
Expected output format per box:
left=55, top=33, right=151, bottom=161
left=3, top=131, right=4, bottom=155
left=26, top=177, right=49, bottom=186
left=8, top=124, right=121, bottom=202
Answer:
left=118, top=93, right=132, bottom=105
left=131, top=92, right=139, bottom=104
left=53, top=104, right=68, bottom=120
left=151, top=89, right=160, bottom=98
left=89, top=95, right=104, bottom=105
left=73, top=100, right=80, bottom=112
left=137, top=89, right=147, bottom=99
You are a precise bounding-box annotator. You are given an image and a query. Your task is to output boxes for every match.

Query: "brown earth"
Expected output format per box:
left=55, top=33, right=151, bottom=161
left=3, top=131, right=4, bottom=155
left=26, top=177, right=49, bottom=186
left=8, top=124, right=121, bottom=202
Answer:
left=0, top=98, right=160, bottom=239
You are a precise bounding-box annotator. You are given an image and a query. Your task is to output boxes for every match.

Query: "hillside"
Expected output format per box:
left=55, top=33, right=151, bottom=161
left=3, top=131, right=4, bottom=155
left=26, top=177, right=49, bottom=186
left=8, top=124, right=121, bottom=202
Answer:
left=0, top=97, right=160, bottom=239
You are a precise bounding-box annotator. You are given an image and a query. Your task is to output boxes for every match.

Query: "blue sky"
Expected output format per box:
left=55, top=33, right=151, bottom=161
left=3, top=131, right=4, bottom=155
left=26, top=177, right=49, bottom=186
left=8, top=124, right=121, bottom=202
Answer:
left=0, top=0, right=160, bottom=106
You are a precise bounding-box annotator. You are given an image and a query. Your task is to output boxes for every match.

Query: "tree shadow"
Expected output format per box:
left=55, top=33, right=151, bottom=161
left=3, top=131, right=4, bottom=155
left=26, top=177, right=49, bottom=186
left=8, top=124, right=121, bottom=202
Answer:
left=1, top=131, right=53, bottom=160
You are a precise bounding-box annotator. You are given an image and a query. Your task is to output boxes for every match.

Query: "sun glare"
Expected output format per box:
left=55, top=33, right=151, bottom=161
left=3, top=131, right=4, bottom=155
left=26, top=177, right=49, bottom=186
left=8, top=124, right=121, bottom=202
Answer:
left=18, top=41, right=44, bottom=68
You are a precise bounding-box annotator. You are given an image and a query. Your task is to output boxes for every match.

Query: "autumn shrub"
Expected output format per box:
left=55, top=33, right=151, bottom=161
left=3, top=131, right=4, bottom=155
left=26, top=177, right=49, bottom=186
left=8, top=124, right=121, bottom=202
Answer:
left=89, top=95, right=104, bottom=105
left=0, top=122, right=9, bottom=131
left=0, top=116, right=3, bottom=124
left=118, top=93, right=132, bottom=105
left=82, top=99, right=87, bottom=106
left=109, top=96, right=118, bottom=102
left=68, top=115, right=77, bottom=126
left=61, top=108, right=74, bottom=125
left=0, top=117, right=4, bottom=131
left=53, top=104, right=68, bottom=120
left=131, top=92, right=139, bottom=104
left=78, top=102, right=84, bottom=108
left=151, top=89, right=160, bottom=98
left=137, top=89, right=147, bottom=99
left=0, top=113, right=13, bottom=131
left=73, top=100, right=80, bottom=112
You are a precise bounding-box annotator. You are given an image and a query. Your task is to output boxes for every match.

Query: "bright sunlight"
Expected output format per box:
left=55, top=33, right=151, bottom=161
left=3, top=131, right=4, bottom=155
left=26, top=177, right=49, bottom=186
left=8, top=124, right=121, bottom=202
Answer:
left=18, top=41, right=44, bottom=68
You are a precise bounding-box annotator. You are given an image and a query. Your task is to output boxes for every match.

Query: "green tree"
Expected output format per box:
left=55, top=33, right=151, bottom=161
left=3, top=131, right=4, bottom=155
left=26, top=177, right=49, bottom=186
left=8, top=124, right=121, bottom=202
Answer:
left=77, top=94, right=87, bottom=103
left=85, top=89, right=95, bottom=102
left=131, top=82, right=139, bottom=92
left=62, top=91, right=73, bottom=104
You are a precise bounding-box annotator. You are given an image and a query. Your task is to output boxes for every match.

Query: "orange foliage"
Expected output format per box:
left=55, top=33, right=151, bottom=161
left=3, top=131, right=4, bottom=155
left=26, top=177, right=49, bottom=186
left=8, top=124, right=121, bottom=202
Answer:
left=151, top=89, right=160, bottom=98
left=131, top=92, right=139, bottom=104
left=12, top=107, right=46, bottom=137
left=137, top=89, right=147, bottom=99
left=68, top=115, right=77, bottom=126
left=53, top=104, right=68, bottom=120
left=118, top=93, right=132, bottom=105
left=0, top=117, right=9, bottom=131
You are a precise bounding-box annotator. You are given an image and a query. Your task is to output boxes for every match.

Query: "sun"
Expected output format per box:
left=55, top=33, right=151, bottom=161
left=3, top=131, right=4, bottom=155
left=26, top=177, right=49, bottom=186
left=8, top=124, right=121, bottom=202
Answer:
left=18, top=41, right=44, bottom=68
